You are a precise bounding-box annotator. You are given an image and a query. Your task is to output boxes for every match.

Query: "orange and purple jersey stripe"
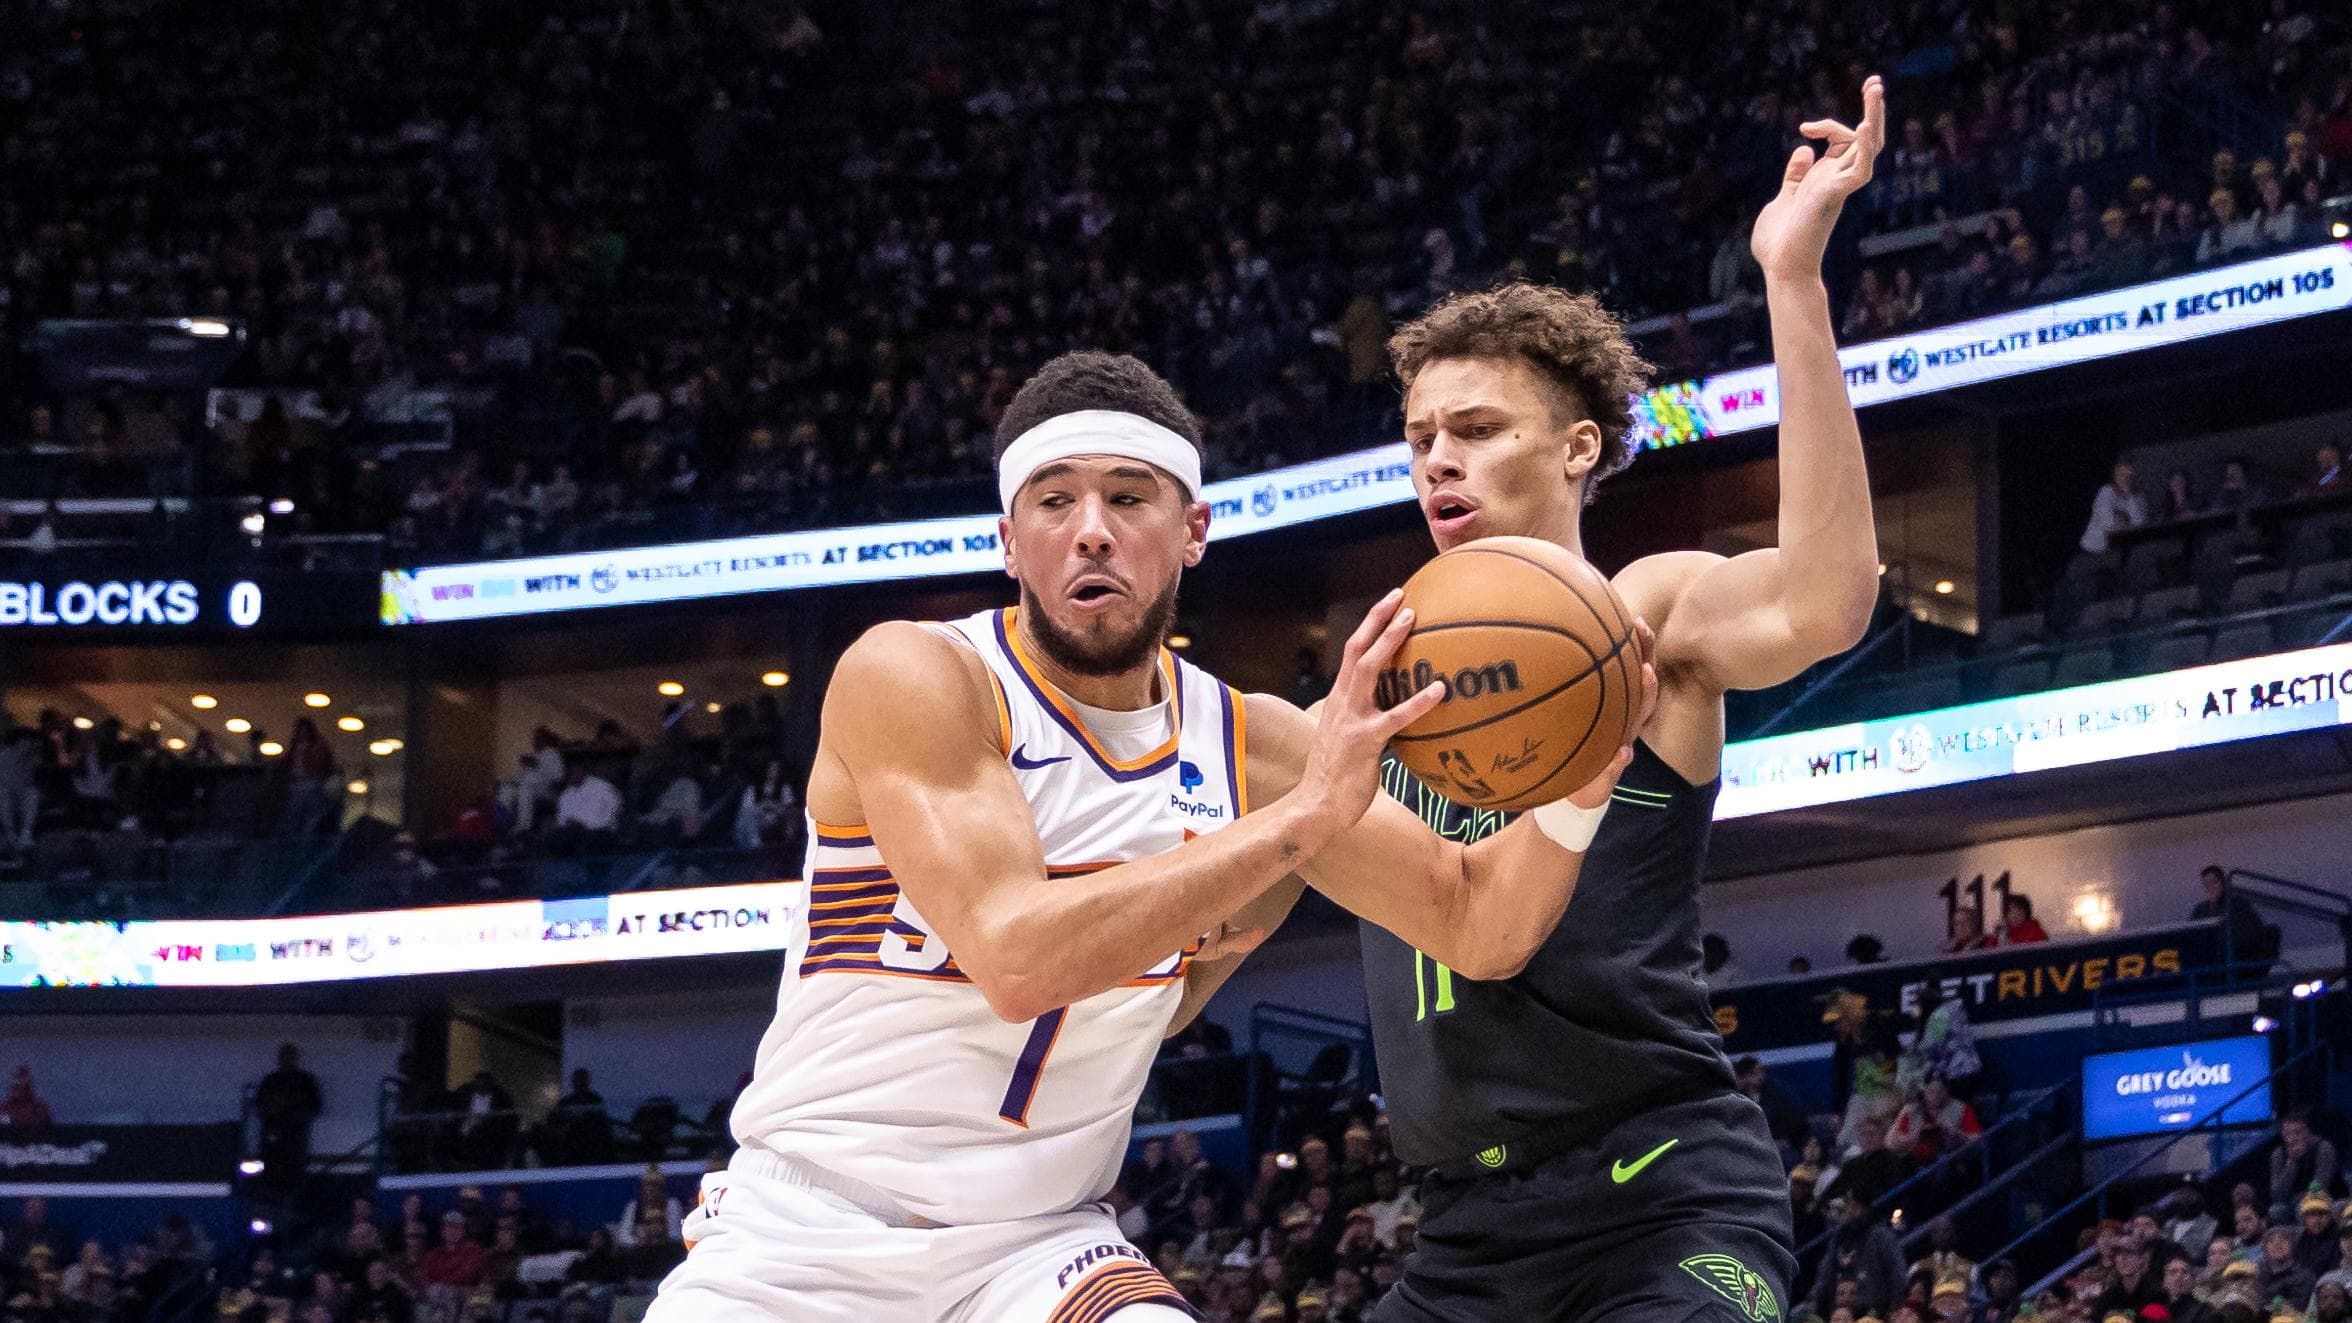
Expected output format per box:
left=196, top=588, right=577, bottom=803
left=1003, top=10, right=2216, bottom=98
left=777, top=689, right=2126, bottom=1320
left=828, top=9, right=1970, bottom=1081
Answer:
left=798, top=864, right=969, bottom=981
left=1048, top=1261, right=1193, bottom=1323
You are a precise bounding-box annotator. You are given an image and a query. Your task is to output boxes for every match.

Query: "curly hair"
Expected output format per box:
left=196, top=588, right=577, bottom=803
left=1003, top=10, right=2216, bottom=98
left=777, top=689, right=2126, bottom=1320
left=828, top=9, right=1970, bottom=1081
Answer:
left=994, top=350, right=1203, bottom=461
left=1387, top=284, right=1654, bottom=500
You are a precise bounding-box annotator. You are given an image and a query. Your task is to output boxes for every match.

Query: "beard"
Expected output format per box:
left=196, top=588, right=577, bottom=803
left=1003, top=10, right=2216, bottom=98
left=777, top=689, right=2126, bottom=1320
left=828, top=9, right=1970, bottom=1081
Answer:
left=1020, top=574, right=1180, bottom=678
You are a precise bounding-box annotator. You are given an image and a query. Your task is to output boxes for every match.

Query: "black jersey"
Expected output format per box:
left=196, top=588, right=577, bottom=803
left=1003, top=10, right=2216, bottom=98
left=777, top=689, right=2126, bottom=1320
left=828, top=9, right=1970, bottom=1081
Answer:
left=1361, top=741, right=1734, bottom=1169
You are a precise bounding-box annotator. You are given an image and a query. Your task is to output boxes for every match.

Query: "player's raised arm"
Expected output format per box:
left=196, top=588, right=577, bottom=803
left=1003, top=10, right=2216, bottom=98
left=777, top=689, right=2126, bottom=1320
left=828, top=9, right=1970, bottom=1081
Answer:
left=830, top=600, right=1443, bottom=1025
left=1620, top=76, right=1887, bottom=695
left=1240, top=624, right=1658, bottom=982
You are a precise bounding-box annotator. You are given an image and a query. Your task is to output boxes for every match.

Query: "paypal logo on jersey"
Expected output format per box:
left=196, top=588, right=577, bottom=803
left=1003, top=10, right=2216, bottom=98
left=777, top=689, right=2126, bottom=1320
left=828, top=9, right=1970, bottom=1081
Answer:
left=1170, top=759, right=1226, bottom=819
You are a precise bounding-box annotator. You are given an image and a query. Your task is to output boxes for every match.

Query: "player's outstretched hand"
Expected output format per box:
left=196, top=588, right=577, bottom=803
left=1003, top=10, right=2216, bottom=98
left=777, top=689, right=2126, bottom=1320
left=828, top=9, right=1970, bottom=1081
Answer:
left=1751, top=74, right=1886, bottom=282
left=1297, top=588, right=1445, bottom=837
left=1560, top=617, right=1659, bottom=811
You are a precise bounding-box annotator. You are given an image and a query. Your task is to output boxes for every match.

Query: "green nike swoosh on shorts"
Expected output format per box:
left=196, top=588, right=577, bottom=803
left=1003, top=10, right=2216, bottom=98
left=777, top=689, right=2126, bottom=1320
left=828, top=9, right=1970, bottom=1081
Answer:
left=1610, top=1137, right=1680, bottom=1183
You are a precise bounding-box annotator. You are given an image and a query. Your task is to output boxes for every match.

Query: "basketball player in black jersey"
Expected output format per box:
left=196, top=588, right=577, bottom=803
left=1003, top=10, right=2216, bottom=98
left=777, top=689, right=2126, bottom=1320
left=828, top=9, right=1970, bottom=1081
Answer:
left=1351, top=79, right=1890, bottom=1322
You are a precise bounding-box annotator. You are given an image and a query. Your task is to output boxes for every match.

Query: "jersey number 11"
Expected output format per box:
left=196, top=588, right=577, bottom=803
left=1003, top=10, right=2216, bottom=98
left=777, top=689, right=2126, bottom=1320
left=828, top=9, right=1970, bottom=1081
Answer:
left=1414, top=949, right=1458, bottom=1021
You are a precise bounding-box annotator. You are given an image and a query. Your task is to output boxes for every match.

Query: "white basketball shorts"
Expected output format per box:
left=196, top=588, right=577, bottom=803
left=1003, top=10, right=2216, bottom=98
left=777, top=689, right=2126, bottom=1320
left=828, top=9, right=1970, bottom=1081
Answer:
left=644, top=1147, right=1196, bottom=1323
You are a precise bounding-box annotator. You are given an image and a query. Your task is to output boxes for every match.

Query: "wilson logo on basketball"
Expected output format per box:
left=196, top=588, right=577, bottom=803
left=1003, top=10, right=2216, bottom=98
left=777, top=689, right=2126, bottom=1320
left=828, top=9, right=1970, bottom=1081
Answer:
left=1375, top=658, right=1523, bottom=709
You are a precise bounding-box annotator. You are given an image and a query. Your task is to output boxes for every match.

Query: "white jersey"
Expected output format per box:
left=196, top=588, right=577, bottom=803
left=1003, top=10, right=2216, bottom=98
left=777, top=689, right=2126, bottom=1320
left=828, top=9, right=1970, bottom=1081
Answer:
left=729, top=607, right=1251, bottom=1226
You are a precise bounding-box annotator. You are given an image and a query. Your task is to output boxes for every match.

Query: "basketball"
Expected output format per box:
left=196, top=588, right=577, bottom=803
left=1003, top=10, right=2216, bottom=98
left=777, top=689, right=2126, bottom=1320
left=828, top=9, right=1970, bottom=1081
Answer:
left=1376, top=536, right=1640, bottom=814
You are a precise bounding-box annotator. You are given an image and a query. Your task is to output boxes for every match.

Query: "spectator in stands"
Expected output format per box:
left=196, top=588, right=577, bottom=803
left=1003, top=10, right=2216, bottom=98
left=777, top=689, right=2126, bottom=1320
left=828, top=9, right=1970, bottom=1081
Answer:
left=615, top=1166, right=682, bottom=1248
left=2081, top=461, right=2150, bottom=556
left=2215, top=458, right=2270, bottom=514
left=2259, top=1225, right=2317, bottom=1308
left=2162, top=469, right=2209, bottom=523
left=1887, top=1072, right=1983, bottom=1165
left=1365, top=1166, right=1417, bottom=1252
left=1735, top=1055, right=1809, bottom=1158
left=734, top=760, right=800, bottom=850
left=2163, top=1187, right=2219, bottom=1261
left=2199, top=190, right=2262, bottom=265
left=2099, top=1237, right=2165, bottom=1317
left=1942, top=906, right=1996, bottom=954
left=282, top=718, right=337, bottom=835
left=1827, top=987, right=1900, bottom=1113
left=1, top=1069, right=54, bottom=1134
left=420, top=1210, right=488, bottom=1295
left=550, top=765, right=624, bottom=854
left=1789, top=956, right=1813, bottom=974
left=1996, top=894, right=2049, bottom=945
left=2300, top=444, right=2345, bottom=498
left=2200, top=1234, right=2240, bottom=1292
left=1825, top=1114, right=1911, bottom=1209
left=2298, top=1191, right=2345, bottom=1278
left=1846, top=935, right=1888, bottom=966
left=1903, top=983, right=1982, bottom=1100
left=351, top=1254, right=415, bottom=1323
left=1912, top=1216, right=1976, bottom=1292
left=509, top=730, right=566, bottom=835
left=2235, top=1202, right=2272, bottom=1252
left=451, top=1070, right=518, bottom=1170
left=55, top=1240, right=109, bottom=1301
left=381, top=832, right=440, bottom=908
left=2194, top=866, right=2271, bottom=958
left=2157, top=1257, right=2213, bottom=1323
left=2319, top=1226, right=2352, bottom=1301
left=541, top=1069, right=613, bottom=1167
left=1816, top=1195, right=1908, bottom=1320
left=2319, top=1279, right=2352, bottom=1323
left=2271, top=1110, right=2342, bottom=1224
left=566, top=1227, right=627, bottom=1290
left=1971, top=1258, right=2022, bottom=1323
left=254, top=1042, right=324, bottom=1189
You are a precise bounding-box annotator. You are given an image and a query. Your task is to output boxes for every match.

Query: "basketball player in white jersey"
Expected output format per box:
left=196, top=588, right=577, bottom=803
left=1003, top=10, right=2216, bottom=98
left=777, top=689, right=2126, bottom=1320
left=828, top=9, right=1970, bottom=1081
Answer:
left=645, top=350, right=1656, bottom=1323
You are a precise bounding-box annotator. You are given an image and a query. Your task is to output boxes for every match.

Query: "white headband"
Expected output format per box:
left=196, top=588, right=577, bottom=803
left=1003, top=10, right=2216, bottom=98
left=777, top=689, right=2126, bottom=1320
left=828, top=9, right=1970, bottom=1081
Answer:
left=996, top=409, right=1203, bottom=513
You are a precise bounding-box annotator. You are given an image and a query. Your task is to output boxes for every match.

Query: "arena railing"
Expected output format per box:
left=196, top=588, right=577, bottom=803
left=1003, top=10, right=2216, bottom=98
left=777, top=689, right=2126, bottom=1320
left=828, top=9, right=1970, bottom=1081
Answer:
left=1792, top=1075, right=2076, bottom=1269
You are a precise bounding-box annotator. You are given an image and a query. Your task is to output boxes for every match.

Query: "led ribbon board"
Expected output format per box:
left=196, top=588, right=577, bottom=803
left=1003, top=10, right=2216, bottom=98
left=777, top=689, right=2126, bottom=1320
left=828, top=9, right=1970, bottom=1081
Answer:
left=1635, top=241, right=2352, bottom=447
left=0, top=883, right=797, bottom=989
left=1717, top=641, right=2352, bottom=819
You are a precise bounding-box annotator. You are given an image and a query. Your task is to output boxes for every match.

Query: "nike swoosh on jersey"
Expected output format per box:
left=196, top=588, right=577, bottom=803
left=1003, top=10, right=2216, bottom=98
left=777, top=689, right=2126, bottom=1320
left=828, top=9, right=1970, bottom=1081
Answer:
left=1610, top=1137, right=1680, bottom=1183
left=1010, top=744, right=1072, bottom=770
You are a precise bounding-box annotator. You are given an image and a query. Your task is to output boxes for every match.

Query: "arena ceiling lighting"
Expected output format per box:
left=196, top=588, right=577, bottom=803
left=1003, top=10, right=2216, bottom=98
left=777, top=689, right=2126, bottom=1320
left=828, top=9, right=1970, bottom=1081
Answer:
left=189, top=694, right=218, bottom=709
left=761, top=670, right=789, bottom=687
left=223, top=717, right=251, bottom=734
left=658, top=680, right=685, bottom=697
left=303, top=692, right=331, bottom=708
left=256, top=740, right=284, bottom=757
left=384, top=244, right=2352, bottom=627
left=336, top=716, right=365, bottom=732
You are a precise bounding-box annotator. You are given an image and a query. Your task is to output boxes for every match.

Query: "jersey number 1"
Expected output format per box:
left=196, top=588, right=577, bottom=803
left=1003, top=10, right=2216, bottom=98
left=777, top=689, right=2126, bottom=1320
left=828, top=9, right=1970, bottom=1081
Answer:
left=999, top=1010, right=1066, bottom=1126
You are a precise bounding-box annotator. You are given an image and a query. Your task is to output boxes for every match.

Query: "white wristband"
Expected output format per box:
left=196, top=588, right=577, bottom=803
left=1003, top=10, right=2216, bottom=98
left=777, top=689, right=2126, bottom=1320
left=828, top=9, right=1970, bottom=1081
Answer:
left=1529, top=797, right=1609, bottom=852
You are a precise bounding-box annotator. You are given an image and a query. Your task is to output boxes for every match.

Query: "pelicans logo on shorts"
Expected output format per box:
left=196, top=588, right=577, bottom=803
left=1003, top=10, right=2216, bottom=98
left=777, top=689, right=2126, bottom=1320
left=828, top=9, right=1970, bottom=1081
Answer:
left=1681, top=1254, right=1780, bottom=1322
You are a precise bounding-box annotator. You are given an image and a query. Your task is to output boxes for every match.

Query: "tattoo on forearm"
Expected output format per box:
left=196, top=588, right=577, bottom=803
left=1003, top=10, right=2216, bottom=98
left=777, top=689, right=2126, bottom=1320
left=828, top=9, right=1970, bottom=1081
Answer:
left=1280, top=840, right=1301, bottom=864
